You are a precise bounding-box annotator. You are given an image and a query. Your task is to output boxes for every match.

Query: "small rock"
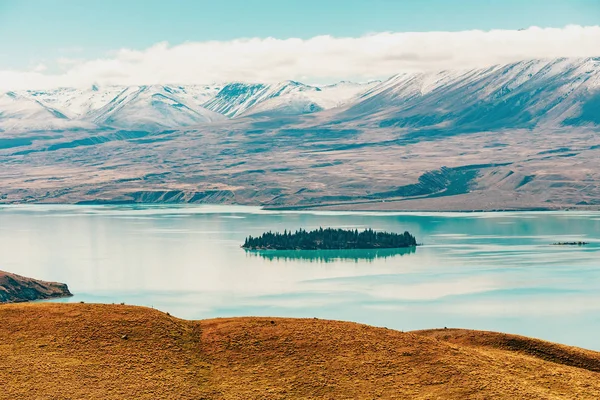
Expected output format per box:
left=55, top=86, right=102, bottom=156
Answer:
left=121, top=334, right=128, bottom=340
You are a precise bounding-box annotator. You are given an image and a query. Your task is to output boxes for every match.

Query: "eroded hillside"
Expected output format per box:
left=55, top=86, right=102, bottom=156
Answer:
left=0, top=271, right=71, bottom=303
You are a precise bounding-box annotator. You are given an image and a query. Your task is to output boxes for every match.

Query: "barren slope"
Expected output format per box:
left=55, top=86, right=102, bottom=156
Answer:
left=415, top=328, right=600, bottom=374
left=1, top=303, right=599, bottom=399
left=0, top=271, right=71, bottom=303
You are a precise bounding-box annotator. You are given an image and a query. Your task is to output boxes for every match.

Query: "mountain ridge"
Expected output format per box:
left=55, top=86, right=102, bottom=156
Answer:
left=2, top=57, right=599, bottom=132
left=337, top=57, right=600, bottom=130
left=5, top=80, right=378, bottom=130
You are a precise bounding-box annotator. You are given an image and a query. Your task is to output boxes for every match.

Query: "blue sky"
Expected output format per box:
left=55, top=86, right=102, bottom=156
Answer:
left=1, top=0, right=599, bottom=70
left=0, top=0, right=599, bottom=89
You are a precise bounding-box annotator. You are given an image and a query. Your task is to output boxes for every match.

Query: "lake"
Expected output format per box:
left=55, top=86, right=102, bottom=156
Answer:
left=1, top=205, right=599, bottom=350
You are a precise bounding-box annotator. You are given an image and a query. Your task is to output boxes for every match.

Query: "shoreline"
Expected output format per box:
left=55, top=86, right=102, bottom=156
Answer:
left=0, top=271, right=73, bottom=304
left=1, top=201, right=600, bottom=213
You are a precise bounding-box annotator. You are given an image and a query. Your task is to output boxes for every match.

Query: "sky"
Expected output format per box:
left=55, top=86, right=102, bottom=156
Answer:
left=0, top=0, right=599, bottom=89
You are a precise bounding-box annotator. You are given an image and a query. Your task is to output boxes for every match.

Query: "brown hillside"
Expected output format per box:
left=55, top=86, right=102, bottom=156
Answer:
left=414, top=328, right=600, bottom=373
left=0, top=270, right=72, bottom=303
left=1, top=303, right=599, bottom=399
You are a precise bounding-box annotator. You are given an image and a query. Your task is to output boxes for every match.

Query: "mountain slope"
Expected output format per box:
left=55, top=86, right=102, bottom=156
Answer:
left=23, top=85, right=126, bottom=119
left=1, top=303, right=600, bottom=399
left=203, top=80, right=377, bottom=118
left=342, top=58, right=600, bottom=130
left=202, top=82, right=268, bottom=117
left=0, top=91, right=93, bottom=132
left=236, top=80, right=326, bottom=117
left=90, top=85, right=225, bottom=130
left=0, top=271, right=71, bottom=303
left=4, top=59, right=600, bottom=131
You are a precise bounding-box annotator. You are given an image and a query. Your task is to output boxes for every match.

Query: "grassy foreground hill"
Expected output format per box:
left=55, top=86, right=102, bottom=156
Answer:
left=1, top=303, right=599, bottom=399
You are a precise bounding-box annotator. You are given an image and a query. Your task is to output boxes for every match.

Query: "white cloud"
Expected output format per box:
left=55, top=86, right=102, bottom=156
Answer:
left=32, top=63, right=47, bottom=73
left=2, top=25, right=600, bottom=90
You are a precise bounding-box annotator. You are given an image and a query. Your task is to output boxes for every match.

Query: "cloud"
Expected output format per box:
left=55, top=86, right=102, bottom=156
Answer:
left=32, top=63, right=47, bottom=73
left=2, top=25, right=600, bottom=90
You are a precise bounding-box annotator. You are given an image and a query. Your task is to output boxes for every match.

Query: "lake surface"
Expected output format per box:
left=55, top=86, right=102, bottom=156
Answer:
left=1, top=205, right=599, bottom=350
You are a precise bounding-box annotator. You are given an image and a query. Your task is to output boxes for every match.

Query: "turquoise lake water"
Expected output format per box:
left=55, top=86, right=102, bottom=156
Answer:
left=1, top=205, right=599, bottom=350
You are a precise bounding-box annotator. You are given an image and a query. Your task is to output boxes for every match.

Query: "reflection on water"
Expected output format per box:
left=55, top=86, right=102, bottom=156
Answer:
left=246, top=247, right=417, bottom=262
left=1, top=205, right=600, bottom=350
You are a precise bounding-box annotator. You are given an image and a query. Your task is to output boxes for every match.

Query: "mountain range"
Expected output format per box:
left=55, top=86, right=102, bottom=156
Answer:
left=3, top=57, right=599, bottom=133
left=3, top=80, right=378, bottom=131
left=1, top=57, right=599, bottom=209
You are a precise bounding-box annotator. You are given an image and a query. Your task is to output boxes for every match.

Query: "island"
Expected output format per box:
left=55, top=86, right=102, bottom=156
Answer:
left=0, top=270, right=72, bottom=303
left=552, top=241, right=589, bottom=246
left=242, top=228, right=418, bottom=250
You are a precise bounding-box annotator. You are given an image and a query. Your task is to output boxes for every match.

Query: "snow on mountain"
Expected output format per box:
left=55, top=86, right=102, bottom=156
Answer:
left=203, top=80, right=378, bottom=118
left=23, top=85, right=126, bottom=119
left=236, top=81, right=327, bottom=117
left=313, top=81, right=381, bottom=108
left=3, top=80, right=377, bottom=130
left=90, top=85, right=226, bottom=130
left=21, top=84, right=223, bottom=119
left=240, top=80, right=380, bottom=118
left=167, top=84, right=223, bottom=107
left=4, top=59, right=600, bottom=132
left=0, top=91, right=94, bottom=132
left=202, top=83, right=268, bottom=117
left=343, top=58, right=600, bottom=130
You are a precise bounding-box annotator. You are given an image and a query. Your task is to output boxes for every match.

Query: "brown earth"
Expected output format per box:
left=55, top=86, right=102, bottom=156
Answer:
left=0, top=270, right=72, bottom=303
left=1, top=303, right=599, bottom=399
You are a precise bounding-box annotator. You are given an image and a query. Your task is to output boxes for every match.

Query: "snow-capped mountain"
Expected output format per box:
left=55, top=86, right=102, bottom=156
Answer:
left=342, top=58, right=600, bottom=130
left=24, top=85, right=126, bottom=119
left=23, top=84, right=224, bottom=121
left=165, top=84, right=223, bottom=107
left=2, top=58, right=600, bottom=132
left=202, top=83, right=268, bottom=117
left=2, top=80, right=375, bottom=131
left=90, top=85, right=225, bottom=130
left=202, top=80, right=378, bottom=118
left=238, top=80, right=380, bottom=118
left=0, top=91, right=94, bottom=132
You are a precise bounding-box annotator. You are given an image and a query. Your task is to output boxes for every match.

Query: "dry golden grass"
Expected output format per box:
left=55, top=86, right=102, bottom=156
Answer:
left=1, top=303, right=599, bottom=399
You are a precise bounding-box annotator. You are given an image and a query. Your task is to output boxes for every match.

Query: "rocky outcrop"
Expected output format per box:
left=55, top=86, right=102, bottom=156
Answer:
left=0, top=271, right=72, bottom=303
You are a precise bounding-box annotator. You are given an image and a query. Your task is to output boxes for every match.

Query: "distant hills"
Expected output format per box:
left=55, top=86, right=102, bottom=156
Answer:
left=1, top=58, right=600, bottom=209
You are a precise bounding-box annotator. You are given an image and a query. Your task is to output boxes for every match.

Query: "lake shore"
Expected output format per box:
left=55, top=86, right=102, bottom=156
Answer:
left=2, top=206, right=599, bottom=352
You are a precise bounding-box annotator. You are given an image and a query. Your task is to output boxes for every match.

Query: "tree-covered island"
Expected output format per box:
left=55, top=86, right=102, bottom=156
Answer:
left=242, top=228, right=418, bottom=250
